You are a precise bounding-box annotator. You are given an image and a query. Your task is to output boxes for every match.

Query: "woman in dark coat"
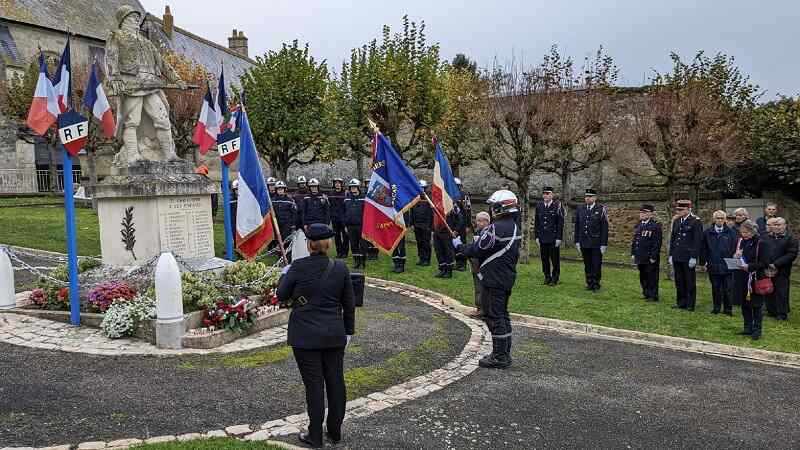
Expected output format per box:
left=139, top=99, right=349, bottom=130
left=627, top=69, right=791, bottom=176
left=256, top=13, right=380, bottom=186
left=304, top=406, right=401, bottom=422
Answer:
left=277, top=223, right=356, bottom=448
left=732, top=220, right=771, bottom=340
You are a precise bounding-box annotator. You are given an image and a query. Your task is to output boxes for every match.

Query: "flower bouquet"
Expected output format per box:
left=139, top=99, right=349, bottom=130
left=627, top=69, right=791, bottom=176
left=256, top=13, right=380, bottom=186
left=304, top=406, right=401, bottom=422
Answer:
left=202, top=296, right=256, bottom=333
left=88, top=282, right=137, bottom=312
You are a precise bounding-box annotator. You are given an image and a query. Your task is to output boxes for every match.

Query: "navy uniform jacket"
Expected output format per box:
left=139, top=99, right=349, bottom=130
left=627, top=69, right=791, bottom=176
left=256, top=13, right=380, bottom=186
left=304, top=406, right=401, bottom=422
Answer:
left=277, top=255, right=355, bottom=349
left=293, top=189, right=309, bottom=228
left=700, top=225, right=737, bottom=274
left=343, top=193, right=365, bottom=226
left=410, top=200, right=434, bottom=231
left=756, top=216, right=770, bottom=235
left=762, top=232, right=799, bottom=277
left=457, top=193, right=472, bottom=231
left=301, top=193, right=331, bottom=227
left=459, top=216, right=520, bottom=293
left=272, top=194, right=297, bottom=233
left=574, top=203, right=609, bottom=249
left=669, top=215, right=703, bottom=263
left=435, top=205, right=464, bottom=234
left=328, top=189, right=347, bottom=226
left=631, top=219, right=663, bottom=265
left=534, top=200, right=564, bottom=244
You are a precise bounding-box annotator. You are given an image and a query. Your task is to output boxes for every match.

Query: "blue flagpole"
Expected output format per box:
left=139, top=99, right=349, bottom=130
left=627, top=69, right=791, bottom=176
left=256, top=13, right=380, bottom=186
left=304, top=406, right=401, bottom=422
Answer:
left=222, top=162, right=234, bottom=261
left=61, top=145, right=80, bottom=326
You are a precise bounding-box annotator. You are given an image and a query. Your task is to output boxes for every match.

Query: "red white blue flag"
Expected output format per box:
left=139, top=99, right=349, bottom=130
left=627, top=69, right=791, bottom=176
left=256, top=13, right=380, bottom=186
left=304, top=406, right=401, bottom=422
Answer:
left=52, top=38, right=72, bottom=113
left=26, top=52, right=59, bottom=135
left=431, top=137, right=461, bottom=229
left=362, top=133, right=423, bottom=254
left=82, top=61, right=116, bottom=138
left=235, top=107, right=274, bottom=260
left=192, top=81, right=221, bottom=155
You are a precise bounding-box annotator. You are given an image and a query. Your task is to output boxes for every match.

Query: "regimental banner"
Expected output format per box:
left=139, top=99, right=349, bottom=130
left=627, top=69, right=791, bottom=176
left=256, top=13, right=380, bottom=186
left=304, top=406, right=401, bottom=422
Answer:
left=57, top=110, right=89, bottom=156
left=217, top=129, right=241, bottom=166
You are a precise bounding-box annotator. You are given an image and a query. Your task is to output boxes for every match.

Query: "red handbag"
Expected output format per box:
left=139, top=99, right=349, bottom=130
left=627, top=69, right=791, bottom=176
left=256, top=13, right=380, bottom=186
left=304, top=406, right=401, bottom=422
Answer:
left=751, top=241, right=774, bottom=296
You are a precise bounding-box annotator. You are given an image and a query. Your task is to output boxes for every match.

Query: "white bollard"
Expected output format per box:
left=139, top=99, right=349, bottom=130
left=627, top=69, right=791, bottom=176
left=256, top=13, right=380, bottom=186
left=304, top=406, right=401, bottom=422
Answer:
left=290, top=229, right=310, bottom=262
left=155, top=252, right=184, bottom=349
left=0, top=248, right=15, bottom=310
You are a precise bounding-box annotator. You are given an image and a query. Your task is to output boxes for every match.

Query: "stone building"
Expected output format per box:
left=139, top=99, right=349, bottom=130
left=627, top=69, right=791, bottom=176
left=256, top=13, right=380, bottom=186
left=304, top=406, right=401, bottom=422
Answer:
left=0, top=0, right=254, bottom=193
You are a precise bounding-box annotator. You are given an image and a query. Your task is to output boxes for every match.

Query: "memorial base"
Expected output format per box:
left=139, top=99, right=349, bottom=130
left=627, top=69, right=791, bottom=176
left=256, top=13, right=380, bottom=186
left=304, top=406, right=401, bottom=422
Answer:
left=88, top=161, right=220, bottom=267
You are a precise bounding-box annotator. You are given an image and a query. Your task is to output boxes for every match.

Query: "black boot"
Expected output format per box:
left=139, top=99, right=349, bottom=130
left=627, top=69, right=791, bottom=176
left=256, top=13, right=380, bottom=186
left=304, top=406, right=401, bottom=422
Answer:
left=479, top=338, right=511, bottom=369
left=392, top=260, right=404, bottom=273
left=435, top=267, right=447, bottom=278
left=396, top=260, right=405, bottom=273
left=442, top=268, right=453, bottom=279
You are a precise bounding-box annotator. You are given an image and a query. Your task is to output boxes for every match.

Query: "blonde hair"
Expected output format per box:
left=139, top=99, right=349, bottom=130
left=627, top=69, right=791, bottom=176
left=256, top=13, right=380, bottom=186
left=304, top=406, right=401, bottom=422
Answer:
left=739, top=220, right=759, bottom=236
left=734, top=207, right=750, bottom=218
left=476, top=212, right=490, bottom=221
left=307, top=238, right=332, bottom=255
left=712, top=210, right=727, bottom=219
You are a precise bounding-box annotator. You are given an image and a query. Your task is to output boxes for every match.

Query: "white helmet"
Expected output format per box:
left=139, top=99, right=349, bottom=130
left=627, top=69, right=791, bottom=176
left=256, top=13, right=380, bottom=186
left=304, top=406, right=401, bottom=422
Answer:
left=454, top=177, right=462, bottom=186
left=419, top=180, right=428, bottom=188
left=308, top=178, right=320, bottom=187
left=266, top=177, right=277, bottom=185
left=231, top=179, right=239, bottom=189
left=297, top=176, right=307, bottom=184
left=348, top=178, right=361, bottom=187
left=487, top=189, right=519, bottom=216
left=275, top=180, right=287, bottom=189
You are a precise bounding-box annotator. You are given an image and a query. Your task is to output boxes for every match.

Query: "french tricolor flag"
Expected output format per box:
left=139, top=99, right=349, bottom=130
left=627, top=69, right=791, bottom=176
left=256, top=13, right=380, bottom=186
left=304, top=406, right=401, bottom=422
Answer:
left=25, top=52, right=60, bottom=136
left=52, top=38, right=72, bottom=113
left=431, top=137, right=461, bottom=229
left=192, top=81, right=221, bottom=155
left=235, top=107, right=274, bottom=260
left=82, top=61, right=116, bottom=138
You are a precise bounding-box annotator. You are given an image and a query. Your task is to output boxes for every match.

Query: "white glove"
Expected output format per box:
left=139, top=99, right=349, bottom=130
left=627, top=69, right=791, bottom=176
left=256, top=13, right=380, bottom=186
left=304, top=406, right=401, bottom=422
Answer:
left=668, top=256, right=673, bottom=265
left=600, top=246, right=607, bottom=254
left=555, top=240, right=561, bottom=248
left=631, top=255, right=636, bottom=262
left=346, top=335, right=352, bottom=346
left=688, top=258, right=697, bottom=269
left=452, top=237, right=463, bottom=248
left=576, top=243, right=581, bottom=251
left=535, top=238, right=540, bottom=245
left=280, top=264, right=291, bottom=275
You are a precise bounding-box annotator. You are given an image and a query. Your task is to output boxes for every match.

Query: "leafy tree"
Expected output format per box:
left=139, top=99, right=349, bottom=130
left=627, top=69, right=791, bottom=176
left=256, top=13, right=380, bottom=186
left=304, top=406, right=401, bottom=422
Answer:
left=629, top=51, right=760, bottom=209
left=240, top=40, right=329, bottom=180
left=451, top=53, right=477, bottom=75
left=163, top=52, right=211, bottom=163
left=435, top=64, right=487, bottom=176
left=742, top=97, right=800, bottom=193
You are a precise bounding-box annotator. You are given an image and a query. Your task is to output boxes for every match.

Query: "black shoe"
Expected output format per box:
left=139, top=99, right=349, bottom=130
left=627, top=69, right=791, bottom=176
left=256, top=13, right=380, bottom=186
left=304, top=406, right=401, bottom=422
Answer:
left=478, top=354, right=512, bottom=369
left=585, top=285, right=593, bottom=291
left=442, top=269, right=453, bottom=279
left=723, top=310, right=733, bottom=316
left=711, top=309, right=720, bottom=314
left=751, top=334, right=761, bottom=341
left=778, top=315, right=788, bottom=321
left=455, top=263, right=467, bottom=272
left=737, top=330, right=752, bottom=336
left=420, top=260, right=431, bottom=266
left=391, top=262, right=403, bottom=273
left=434, top=270, right=446, bottom=278
left=671, top=305, right=682, bottom=309
left=416, top=260, right=426, bottom=266
left=687, top=307, right=695, bottom=311
left=298, top=432, right=322, bottom=448
left=551, top=279, right=559, bottom=286
left=543, top=279, right=552, bottom=286
left=326, top=430, right=341, bottom=444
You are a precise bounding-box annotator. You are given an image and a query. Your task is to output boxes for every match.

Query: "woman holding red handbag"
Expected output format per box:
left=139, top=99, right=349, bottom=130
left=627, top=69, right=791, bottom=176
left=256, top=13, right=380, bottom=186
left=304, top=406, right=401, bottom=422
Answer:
left=732, top=220, right=772, bottom=340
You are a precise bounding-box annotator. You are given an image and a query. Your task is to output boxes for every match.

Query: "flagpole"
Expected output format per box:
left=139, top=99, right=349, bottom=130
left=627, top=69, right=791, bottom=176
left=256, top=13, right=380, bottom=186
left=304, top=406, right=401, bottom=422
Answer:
left=423, top=192, right=457, bottom=237
left=269, top=205, right=289, bottom=265
left=61, top=144, right=81, bottom=326
left=221, top=163, right=234, bottom=261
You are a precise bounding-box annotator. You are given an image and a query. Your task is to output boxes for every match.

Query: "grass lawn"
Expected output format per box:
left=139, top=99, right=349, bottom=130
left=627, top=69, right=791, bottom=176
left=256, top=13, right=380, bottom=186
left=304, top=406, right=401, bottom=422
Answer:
left=2, top=205, right=799, bottom=353
left=132, top=438, right=284, bottom=449
left=0, top=195, right=65, bottom=207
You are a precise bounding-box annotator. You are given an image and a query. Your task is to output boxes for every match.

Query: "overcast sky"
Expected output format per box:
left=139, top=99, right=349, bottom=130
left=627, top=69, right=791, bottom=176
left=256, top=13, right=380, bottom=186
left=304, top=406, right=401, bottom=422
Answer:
left=140, top=0, right=798, bottom=99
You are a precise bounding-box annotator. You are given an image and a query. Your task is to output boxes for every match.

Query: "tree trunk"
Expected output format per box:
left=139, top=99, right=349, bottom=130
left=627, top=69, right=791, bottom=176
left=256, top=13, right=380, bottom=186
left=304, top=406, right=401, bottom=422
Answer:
left=517, top=177, right=531, bottom=264
left=688, top=183, right=699, bottom=210
left=560, top=171, right=574, bottom=246
left=354, top=152, right=365, bottom=181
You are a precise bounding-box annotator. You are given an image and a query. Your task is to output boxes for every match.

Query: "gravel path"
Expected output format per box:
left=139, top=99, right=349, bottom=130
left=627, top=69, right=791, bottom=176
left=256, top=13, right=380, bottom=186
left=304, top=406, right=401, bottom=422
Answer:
left=0, top=288, right=470, bottom=448
left=333, top=326, right=800, bottom=450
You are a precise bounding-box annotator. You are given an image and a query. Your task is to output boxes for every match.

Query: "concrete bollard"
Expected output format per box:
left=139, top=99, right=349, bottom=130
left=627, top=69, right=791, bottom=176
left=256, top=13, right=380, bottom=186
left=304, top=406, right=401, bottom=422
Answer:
left=0, top=247, right=15, bottom=310
left=155, top=252, right=184, bottom=349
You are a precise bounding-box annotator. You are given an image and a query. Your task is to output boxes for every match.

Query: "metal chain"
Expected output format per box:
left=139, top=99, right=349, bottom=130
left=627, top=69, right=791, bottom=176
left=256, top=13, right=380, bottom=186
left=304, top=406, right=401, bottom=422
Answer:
left=4, top=246, right=69, bottom=286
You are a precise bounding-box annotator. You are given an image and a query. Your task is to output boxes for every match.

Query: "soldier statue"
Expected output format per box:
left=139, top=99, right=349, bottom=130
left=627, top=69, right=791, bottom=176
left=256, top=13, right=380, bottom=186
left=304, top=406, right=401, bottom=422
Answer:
left=106, top=6, right=187, bottom=166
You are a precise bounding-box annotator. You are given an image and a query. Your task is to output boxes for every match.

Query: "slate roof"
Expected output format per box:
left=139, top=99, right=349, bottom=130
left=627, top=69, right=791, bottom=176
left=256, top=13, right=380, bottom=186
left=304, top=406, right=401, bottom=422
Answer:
left=0, top=0, right=145, bottom=41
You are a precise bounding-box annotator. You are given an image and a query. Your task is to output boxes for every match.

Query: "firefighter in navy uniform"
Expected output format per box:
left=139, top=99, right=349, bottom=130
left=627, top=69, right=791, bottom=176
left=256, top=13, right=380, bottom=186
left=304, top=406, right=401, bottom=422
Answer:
left=574, top=189, right=609, bottom=293
left=453, top=177, right=471, bottom=271
left=329, top=178, right=349, bottom=258
left=410, top=181, right=434, bottom=266
left=631, top=204, right=663, bottom=302
left=534, top=186, right=565, bottom=286
left=293, top=176, right=309, bottom=230
left=453, top=190, right=521, bottom=369
left=266, top=177, right=277, bottom=196
left=391, top=210, right=411, bottom=273
left=433, top=202, right=463, bottom=279
left=668, top=200, right=703, bottom=311
left=272, top=181, right=297, bottom=256
left=344, top=179, right=367, bottom=270
left=301, top=178, right=331, bottom=230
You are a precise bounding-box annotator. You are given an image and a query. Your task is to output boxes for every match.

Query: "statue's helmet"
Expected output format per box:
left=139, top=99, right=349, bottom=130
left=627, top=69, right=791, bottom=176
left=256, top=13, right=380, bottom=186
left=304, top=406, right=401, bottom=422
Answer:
left=116, top=5, right=141, bottom=28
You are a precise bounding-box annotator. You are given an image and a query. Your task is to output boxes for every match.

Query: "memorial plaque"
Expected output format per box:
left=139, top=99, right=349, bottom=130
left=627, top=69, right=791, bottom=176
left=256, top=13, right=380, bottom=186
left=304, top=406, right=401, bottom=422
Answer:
left=157, top=196, right=215, bottom=259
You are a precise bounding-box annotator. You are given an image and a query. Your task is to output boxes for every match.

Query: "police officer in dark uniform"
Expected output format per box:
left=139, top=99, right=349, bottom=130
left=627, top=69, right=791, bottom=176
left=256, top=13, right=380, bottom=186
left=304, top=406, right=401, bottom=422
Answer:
left=668, top=200, right=703, bottom=311
left=344, top=179, right=366, bottom=270
left=433, top=202, right=463, bottom=278
left=534, top=186, right=564, bottom=286
left=328, top=178, right=349, bottom=258
left=301, top=178, right=331, bottom=230
left=410, top=181, right=434, bottom=266
left=574, top=188, right=609, bottom=293
left=272, top=181, right=297, bottom=254
left=631, top=204, right=663, bottom=302
left=294, top=176, right=309, bottom=230
left=391, top=210, right=411, bottom=273
left=453, top=178, right=471, bottom=271
left=267, top=177, right=277, bottom=197
left=453, top=189, right=521, bottom=369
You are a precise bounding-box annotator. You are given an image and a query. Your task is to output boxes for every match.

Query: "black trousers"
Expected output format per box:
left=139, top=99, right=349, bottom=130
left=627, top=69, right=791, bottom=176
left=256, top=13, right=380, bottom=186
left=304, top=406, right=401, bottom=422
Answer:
left=637, top=262, right=660, bottom=300
left=709, top=273, right=732, bottom=312
left=580, top=247, right=603, bottom=289
left=293, top=347, right=346, bottom=444
left=332, top=221, right=349, bottom=257
left=413, top=227, right=432, bottom=263
left=347, top=225, right=364, bottom=258
left=767, top=274, right=791, bottom=317
left=742, top=295, right=765, bottom=336
left=392, top=237, right=406, bottom=262
left=433, top=230, right=454, bottom=270
left=540, top=243, right=561, bottom=281
left=673, top=262, right=697, bottom=309
left=481, top=287, right=512, bottom=354
left=470, top=259, right=482, bottom=309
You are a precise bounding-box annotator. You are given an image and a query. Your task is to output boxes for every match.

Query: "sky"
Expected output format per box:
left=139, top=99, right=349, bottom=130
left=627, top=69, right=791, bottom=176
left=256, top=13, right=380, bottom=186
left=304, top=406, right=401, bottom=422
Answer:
left=139, top=0, right=799, bottom=99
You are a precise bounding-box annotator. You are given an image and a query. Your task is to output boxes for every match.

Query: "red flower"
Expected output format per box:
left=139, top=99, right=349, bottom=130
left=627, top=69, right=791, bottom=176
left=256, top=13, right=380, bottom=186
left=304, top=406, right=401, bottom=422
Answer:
left=58, top=288, right=69, bottom=300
